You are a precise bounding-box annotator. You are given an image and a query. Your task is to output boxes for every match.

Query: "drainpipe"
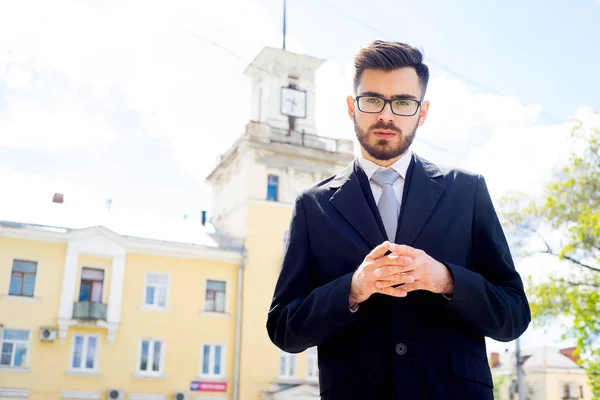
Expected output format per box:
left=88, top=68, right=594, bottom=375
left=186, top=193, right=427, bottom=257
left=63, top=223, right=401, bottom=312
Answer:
left=233, top=246, right=247, bottom=400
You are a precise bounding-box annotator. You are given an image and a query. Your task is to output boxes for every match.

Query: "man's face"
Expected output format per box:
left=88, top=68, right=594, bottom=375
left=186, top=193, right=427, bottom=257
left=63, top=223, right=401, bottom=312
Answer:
left=346, top=68, right=430, bottom=163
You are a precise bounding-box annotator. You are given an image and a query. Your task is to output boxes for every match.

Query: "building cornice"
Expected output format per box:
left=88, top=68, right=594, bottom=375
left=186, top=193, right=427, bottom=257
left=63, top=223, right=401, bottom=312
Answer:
left=0, top=225, right=242, bottom=264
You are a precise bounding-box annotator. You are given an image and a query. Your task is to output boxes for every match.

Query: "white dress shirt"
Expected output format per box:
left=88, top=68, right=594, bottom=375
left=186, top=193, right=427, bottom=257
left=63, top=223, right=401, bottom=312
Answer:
left=358, top=151, right=412, bottom=211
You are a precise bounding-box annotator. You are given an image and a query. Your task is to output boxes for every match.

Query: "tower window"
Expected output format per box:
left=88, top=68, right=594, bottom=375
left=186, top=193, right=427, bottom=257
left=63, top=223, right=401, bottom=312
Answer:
left=267, top=174, right=279, bottom=202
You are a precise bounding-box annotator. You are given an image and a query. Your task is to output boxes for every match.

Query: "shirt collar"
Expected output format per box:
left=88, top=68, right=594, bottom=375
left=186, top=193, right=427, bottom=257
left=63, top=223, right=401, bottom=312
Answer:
left=358, top=150, right=412, bottom=181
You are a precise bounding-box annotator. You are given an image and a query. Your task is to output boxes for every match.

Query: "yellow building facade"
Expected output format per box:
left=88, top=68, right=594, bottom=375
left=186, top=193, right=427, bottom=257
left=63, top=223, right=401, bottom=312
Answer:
left=0, top=222, right=243, bottom=400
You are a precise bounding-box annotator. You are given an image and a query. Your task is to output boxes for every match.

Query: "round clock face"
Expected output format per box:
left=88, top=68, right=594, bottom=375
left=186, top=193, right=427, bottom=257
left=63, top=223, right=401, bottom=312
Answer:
left=281, top=87, right=307, bottom=119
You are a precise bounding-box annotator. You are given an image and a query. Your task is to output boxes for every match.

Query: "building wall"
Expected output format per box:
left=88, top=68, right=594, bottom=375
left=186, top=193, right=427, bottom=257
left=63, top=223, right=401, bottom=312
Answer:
left=212, top=152, right=250, bottom=241
left=0, top=234, right=240, bottom=400
left=494, top=370, right=592, bottom=400
left=544, top=371, right=592, bottom=400
left=239, top=202, right=319, bottom=400
left=0, top=237, right=66, bottom=326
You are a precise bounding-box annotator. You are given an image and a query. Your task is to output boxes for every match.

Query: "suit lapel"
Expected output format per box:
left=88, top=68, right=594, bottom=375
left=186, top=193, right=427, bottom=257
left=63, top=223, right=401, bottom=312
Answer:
left=395, top=154, right=445, bottom=246
left=328, top=160, right=386, bottom=249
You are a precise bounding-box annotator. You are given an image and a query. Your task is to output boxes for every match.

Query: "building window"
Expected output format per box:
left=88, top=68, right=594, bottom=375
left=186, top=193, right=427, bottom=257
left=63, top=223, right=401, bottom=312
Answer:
left=563, top=382, right=583, bottom=399
left=267, top=174, right=279, bottom=202
left=9, top=260, right=37, bottom=297
left=138, top=339, right=164, bottom=375
left=145, top=273, right=169, bottom=308
left=307, top=347, right=318, bottom=378
left=71, top=335, right=98, bottom=371
left=0, top=329, right=30, bottom=368
left=280, top=351, right=296, bottom=377
left=79, top=268, right=104, bottom=303
left=205, top=280, right=226, bottom=313
left=200, top=344, right=225, bottom=377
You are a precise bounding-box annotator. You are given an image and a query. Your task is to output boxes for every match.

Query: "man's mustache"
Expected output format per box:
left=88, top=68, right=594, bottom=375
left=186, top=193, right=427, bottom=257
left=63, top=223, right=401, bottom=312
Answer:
left=369, top=121, right=402, bottom=133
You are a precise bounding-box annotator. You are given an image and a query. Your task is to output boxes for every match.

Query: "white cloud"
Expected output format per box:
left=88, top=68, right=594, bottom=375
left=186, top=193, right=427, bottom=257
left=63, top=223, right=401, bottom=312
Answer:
left=3, top=65, right=34, bottom=90
left=0, top=0, right=294, bottom=169
left=0, top=95, right=116, bottom=149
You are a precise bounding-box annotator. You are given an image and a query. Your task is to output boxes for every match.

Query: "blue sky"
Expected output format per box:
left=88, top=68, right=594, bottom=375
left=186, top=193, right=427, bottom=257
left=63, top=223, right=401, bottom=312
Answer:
left=279, top=0, right=599, bottom=123
left=0, top=0, right=599, bottom=351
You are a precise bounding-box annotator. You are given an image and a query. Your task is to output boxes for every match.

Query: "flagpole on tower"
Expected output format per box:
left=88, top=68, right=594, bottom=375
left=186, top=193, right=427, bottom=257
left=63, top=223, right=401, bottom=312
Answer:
left=282, top=0, right=287, bottom=50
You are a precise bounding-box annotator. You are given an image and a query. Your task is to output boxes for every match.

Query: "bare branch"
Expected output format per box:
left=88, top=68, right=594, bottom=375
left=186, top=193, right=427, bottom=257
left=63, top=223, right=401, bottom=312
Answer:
left=520, top=224, right=552, bottom=253
left=555, top=278, right=600, bottom=288
left=541, top=250, right=600, bottom=273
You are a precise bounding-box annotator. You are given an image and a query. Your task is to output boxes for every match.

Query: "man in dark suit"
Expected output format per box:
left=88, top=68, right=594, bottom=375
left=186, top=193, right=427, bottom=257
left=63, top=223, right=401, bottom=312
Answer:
left=266, top=40, right=530, bottom=399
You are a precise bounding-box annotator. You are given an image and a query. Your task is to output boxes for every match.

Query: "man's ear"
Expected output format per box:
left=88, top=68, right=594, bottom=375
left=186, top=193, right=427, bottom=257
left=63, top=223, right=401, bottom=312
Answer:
left=418, top=101, right=430, bottom=127
left=346, top=96, right=355, bottom=120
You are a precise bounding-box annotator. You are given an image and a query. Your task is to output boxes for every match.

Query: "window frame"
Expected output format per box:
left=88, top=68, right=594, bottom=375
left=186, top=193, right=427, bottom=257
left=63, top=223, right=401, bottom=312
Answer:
left=144, top=272, right=170, bottom=309
left=204, top=279, right=227, bottom=314
left=8, top=259, right=38, bottom=297
left=136, top=338, right=165, bottom=376
left=199, top=343, right=226, bottom=379
left=267, top=174, right=279, bottom=202
left=307, top=347, right=318, bottom=378
left=0, top=328, right=31, bottom=368
left=279, top=351, right=297, bottom=378
left=78, top=267, right=105, bottom=303
left=69, top=334, right=100, bottom=372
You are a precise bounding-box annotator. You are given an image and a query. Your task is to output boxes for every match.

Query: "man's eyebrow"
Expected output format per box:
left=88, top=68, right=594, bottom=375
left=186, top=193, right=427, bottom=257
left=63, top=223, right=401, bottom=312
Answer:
left=359, top=91, right=419, bottom=100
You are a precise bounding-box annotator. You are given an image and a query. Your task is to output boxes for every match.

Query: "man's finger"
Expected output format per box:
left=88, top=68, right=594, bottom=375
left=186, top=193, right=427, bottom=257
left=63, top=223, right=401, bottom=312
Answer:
left=373, top=257, right=415, bottom=277
left=375, top=274, right=415, bottom=289
left=390, top=244, right=421, bottom=258
left=379, top=286, right=408, bottom=298
left=365, top=241, right=391, bottom=261
left=401, top=281, right=424, bottom=293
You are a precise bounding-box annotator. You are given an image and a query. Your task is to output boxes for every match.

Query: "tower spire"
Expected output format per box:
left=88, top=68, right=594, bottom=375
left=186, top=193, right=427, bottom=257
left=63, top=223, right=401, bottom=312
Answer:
left=282, top=0, right=287, bottom=50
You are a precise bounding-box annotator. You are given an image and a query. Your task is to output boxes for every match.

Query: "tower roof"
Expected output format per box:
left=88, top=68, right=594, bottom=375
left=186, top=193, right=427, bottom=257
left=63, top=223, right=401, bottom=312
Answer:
left=244, top=47, right=325, bottom=78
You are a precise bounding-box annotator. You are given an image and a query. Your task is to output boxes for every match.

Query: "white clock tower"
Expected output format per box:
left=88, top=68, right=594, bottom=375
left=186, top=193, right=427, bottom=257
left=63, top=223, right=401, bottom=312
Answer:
left=205, top=46, right=354, bottom=400
left=244, top=47, right=323, bottom=133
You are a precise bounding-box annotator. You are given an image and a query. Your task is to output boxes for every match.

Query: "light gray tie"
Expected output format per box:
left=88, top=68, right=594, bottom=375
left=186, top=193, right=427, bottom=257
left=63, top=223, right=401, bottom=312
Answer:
left=371, top=169, right=401, bottom=242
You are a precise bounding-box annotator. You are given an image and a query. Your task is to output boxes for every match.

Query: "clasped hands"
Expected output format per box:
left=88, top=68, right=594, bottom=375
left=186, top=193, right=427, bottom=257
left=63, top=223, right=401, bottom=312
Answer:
left=349, top=241, right=455, bottom=305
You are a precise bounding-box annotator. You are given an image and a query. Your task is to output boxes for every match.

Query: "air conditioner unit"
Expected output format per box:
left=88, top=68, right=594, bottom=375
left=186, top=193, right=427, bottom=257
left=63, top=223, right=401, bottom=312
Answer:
left=173, top=392, right=189, bottom=400
left=107, top=389, right=125, bottom=400
left=39, top=327, right=57, bottom=341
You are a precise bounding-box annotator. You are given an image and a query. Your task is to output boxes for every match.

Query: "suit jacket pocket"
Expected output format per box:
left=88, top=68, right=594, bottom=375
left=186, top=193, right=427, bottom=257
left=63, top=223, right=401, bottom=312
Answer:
left=451, top=351, right=494, bottom=388
left=318, top=359, right=350, bottom=396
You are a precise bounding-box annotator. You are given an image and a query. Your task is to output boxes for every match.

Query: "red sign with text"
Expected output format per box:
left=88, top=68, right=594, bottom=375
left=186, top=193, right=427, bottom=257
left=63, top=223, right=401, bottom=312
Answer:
left=190, top=381, right=227, bottom=392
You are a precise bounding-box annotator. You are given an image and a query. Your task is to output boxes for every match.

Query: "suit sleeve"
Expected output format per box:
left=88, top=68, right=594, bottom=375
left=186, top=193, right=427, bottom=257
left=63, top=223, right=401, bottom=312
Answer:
left=266, top=195, right=358, bottom=353
left=443, top=175, right=531, bottom=342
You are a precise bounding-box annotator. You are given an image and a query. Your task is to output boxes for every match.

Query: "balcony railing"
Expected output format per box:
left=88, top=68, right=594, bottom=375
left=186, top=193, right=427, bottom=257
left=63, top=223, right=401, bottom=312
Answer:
left=245, top=121, right=354, bottom=156
left=73, top=301, right=108, bottom=321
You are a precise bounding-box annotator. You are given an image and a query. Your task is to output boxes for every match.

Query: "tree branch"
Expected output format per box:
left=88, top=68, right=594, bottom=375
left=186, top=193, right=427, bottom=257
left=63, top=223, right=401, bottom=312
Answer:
left=555, top=278, right=600, bottom=288
left=541, top=250, right=600, bottom=273
left=520, top=224, right=552, bottom=253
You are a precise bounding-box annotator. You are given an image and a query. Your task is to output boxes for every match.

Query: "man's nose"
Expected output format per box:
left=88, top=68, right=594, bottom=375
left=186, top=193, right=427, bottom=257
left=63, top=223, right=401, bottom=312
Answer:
left=378, top=102, right=395, bottom=123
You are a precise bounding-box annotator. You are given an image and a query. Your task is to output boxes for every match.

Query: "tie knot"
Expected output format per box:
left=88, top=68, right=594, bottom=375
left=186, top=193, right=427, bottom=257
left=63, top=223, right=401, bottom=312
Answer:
left=371, top=169, right=400, bottom=187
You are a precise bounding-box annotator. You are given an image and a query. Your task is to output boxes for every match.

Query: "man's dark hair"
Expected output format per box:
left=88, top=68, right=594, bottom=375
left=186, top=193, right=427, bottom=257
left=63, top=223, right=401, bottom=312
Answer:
left=353, top=40, right=429, bottom=98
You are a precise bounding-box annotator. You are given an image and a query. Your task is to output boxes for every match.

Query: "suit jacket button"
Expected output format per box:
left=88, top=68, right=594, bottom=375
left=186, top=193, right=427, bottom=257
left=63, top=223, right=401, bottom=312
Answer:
left=396, top=343, right=407, bottom=355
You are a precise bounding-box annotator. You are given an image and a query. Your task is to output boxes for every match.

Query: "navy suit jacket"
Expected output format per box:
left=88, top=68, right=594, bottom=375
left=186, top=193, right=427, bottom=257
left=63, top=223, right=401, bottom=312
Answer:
left=267, top=154, right=531, bottom=400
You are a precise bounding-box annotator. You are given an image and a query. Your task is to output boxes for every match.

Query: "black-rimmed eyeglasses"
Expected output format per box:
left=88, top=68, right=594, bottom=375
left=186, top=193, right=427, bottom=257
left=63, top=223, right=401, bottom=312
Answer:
left=353, top=96, right=422, bottom=116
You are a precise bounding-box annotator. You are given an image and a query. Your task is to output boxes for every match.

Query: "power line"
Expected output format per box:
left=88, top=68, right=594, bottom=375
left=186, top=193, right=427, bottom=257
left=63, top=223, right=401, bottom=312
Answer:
left=185, top=30, right=466, bottom=159
left=312, top=0, right=563, bottom=125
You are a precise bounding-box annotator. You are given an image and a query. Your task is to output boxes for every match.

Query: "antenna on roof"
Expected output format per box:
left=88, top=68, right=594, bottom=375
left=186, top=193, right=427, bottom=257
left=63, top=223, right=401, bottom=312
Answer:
left=282, top=0, right=287, bottom=50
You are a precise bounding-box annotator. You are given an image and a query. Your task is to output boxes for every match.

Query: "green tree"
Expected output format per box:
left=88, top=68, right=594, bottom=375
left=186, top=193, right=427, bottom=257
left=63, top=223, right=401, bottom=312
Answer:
left=500, top=113, right=600, bottom=398
left=491, top=371, right=507, bottom=400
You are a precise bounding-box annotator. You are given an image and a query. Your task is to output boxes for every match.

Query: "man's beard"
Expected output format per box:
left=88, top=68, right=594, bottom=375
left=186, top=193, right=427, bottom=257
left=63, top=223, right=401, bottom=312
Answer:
left=354, top=117, right=419, bottom=161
